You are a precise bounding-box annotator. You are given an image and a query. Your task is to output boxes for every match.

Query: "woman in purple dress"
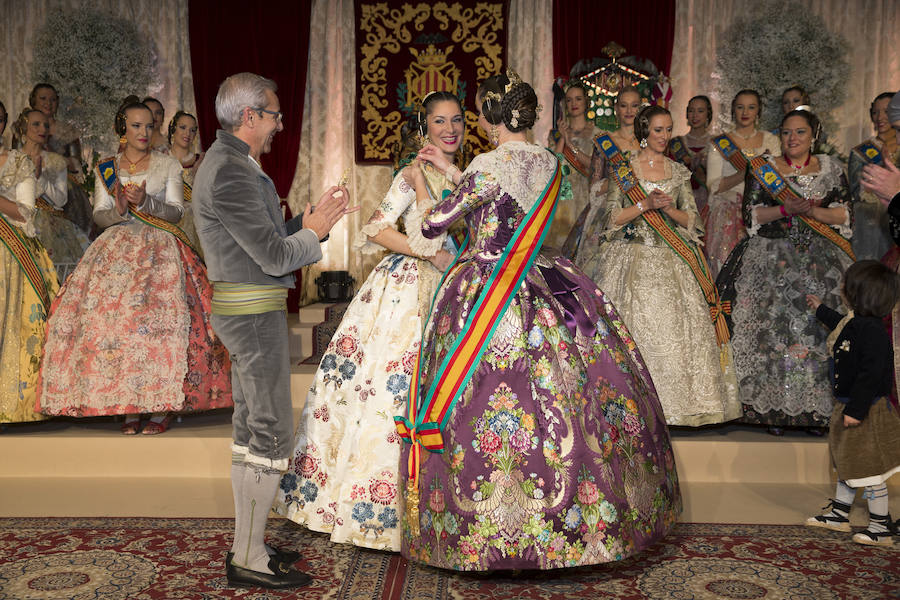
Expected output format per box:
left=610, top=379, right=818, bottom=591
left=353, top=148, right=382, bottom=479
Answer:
left=396, top=71, right=680, bottom=571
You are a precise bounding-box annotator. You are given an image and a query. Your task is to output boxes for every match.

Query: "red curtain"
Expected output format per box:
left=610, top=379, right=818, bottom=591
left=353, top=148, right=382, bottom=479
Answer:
left=188, top=0, right=312, bottom=198
left=552, top=0, right=676, bottom=78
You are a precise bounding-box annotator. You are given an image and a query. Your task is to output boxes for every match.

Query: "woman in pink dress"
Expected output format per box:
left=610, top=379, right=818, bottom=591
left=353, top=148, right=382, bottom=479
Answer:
left=37, top=98, right=232, bottom=434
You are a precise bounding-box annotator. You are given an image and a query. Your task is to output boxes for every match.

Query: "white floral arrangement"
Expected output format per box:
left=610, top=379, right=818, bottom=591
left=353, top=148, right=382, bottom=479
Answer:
left=712, top=0, right=849, bottom=133
left=31, top=8, right=157, bottom=152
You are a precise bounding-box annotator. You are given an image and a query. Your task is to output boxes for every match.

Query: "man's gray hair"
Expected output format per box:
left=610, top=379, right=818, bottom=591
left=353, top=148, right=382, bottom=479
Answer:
left=215, top=72, right=277, bottom=131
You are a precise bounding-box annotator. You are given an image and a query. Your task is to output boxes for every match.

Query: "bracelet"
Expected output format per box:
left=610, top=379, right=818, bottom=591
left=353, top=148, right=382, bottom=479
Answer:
left=779, top=205, right=789, bottom=218
left=636, top=201, right=645, bottom=212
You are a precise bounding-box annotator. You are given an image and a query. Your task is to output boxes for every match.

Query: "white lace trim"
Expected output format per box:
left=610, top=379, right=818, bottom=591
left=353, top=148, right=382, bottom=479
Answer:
left=465, top=141, right=557, bottom=214
left=0, top=150, right=37, bottom=236
left=405, top=204, right=445, bottom=257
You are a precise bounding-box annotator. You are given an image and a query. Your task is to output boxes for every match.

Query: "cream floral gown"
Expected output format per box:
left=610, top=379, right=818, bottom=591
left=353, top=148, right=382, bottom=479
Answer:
left=273, top=164, right=455, bottom=551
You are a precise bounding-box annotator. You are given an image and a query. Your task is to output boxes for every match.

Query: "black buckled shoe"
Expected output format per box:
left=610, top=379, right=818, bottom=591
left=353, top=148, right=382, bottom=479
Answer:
left=225, top=545, right=301, bottom=567
left=226, top=556, right=312, bottom=589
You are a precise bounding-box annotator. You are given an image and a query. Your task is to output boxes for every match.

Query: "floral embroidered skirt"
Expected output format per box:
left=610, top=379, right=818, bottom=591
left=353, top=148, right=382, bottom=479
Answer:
left=717, top=234, right=853, bottom=427
left=581, top=240, right=740, bottom=426
left=37, top=222, right=231, bottom=416
left=400, top=253, right=681, bottom=571
left=274, top=253, right=442, bottom=551
left=704, top=191, right=746, bottom=280
left=0, top=233, right=58, bottom=423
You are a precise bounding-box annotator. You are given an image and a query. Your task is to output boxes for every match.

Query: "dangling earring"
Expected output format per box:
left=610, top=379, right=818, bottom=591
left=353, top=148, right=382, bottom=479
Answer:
left=490, top=125, right=499, bottom=146
left=416, top=111, right=427, bottom=148
left=639, top=138, right=648, bottom=149
left=119, top=135, right=127, bottom=145
left=754, top=115, right=760, bottom=128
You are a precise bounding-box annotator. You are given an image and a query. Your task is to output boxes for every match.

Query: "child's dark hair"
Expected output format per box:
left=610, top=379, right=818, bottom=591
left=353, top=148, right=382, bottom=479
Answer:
left=843, top=260, right=900, bottom=318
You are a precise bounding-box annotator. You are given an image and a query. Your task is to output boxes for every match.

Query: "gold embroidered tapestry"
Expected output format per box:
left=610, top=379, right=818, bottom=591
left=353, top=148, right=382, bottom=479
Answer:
left=355, top=0, right=508, bottom=163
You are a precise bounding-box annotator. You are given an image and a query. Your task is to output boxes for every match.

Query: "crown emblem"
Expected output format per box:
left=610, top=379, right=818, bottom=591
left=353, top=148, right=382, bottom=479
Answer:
left=410, top=44, right=452, bottom=67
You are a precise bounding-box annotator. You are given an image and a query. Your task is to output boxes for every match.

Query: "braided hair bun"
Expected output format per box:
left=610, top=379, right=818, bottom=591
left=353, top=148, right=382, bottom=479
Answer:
left=477, top=72, right=538, bottom=132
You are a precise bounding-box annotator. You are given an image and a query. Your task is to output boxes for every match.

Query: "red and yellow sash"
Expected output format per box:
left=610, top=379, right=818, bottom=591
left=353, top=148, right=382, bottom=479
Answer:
left=602, top=137, right=730, bottom=346
left=562, top=143, right=590, bottom=178
left=747, top=156, right=855, bottom=261
left=0, top=214, right=52, bottom=309
left=394, top=161, right=562, bottom=532
left=96, top=156, right=199, bottom=256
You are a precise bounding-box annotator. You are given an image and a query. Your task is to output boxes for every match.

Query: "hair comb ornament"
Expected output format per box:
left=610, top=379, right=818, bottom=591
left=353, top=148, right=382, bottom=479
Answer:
left=504, top=67, right=523, bottom=94
left=510, top=109, right=520, bottom=129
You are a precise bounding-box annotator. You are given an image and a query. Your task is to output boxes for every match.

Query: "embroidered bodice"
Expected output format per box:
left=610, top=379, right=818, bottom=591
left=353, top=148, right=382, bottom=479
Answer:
left=743, top=154, right=851, bottom=240
left=423, top=141, right=558, bottom=263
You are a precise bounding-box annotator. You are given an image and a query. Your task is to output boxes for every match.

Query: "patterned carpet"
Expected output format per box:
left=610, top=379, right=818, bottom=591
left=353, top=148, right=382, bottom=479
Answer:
left=0, top=518, right=897, bottom=599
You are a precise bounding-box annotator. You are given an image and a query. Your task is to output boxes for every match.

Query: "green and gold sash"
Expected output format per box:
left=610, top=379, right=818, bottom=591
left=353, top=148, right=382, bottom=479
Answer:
left=96, top=156, right=198, bottom=255
left=599, top=134, right=731, bottom=346
left=747, top=156, right=855, bottom=260
left=394, top=161, right=562, bottom=533
left=0, top=214, right=52, bottom=309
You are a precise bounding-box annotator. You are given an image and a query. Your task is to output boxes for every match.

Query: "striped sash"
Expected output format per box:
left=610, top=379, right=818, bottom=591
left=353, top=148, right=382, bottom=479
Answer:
left=562, top=143, right=590, bottom=178
left=0, top=214, right=51, bottom=309
left=601, top=137, right=731, bottom=346
left=35, top=196, right=60, bottom=212
left=851, top=140, right=883, bottom=166
left=666, top=136, right=706, bottom=190
left=394, top=161, right=562, bottom=531
left=712, top=133, right=749, bottom=173
left=747, top=156, right=855, bottom=261
left=96, top=156, right=199, bottom=256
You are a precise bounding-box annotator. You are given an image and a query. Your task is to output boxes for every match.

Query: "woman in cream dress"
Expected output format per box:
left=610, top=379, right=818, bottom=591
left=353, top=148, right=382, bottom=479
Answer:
left=167, top=110, right=205, bottom=258
left=547, top=83, right=602, bottom=249
left=578, top=105, right=739, bottom=426
left=15, top=108, right=89, bottom=281
left=274, top=92, right=464, bottom=550
left=705, top=90, right=780, bottom=278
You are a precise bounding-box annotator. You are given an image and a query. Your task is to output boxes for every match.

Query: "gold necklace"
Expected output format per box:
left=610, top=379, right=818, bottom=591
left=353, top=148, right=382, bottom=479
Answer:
left=123, top=152, right=148, bottom=174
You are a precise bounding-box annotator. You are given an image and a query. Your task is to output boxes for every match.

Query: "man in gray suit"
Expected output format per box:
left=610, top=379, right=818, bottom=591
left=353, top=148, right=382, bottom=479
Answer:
left=193, top=72, right=355, bottom=590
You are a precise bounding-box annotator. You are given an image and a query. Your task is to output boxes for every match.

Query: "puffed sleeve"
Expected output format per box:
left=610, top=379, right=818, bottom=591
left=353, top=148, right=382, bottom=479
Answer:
left=353, top=170, right=417, bottom=255
left=38, top=152, right=68, bottom=208
left=136, top=154, right=184, bottom=224
left=594, top=177, right=627, bottom=240
left=705, top=141, right=726, bottom=196
left=671, top=161, right=704, bottom=243
left=742, top=168, right=769, bottom=237
left=822, top=157, right=852, bottom=238
left=3, top=152, right=38, bottom=236
left=92, top=165, right=128, bottom=229
left=423, top=154, right=498, bottom=238
left=847, top=149, right=864, bottom=202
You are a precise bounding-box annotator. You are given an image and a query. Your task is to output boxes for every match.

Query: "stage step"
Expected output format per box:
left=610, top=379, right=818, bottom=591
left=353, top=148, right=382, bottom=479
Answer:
left=2, top=303, right=897, bottom=524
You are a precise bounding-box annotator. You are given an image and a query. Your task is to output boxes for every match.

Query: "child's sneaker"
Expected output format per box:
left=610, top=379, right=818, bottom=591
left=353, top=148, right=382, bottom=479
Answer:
left=851, top=513, right=895, bottom=547
left=805, top=499, right=851, bottom=532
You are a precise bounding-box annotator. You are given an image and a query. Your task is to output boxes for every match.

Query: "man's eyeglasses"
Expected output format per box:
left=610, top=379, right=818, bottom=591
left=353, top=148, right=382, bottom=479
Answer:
left=253, top=107, right=283, bottom=123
